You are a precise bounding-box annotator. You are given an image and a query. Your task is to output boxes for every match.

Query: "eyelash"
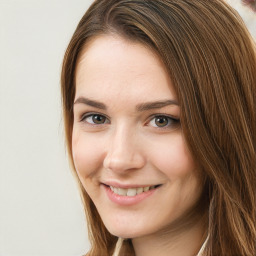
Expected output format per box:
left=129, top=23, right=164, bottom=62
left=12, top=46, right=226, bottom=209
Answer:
left=79, top=112, right=180, bottom=129
left=80, top=113, right=110, bottom=126
left=147, top=114, right=180, bottom=129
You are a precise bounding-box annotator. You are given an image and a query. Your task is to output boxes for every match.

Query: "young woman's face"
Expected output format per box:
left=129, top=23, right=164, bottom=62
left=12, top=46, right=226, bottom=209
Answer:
left=72, top=35, right=203, bottom=239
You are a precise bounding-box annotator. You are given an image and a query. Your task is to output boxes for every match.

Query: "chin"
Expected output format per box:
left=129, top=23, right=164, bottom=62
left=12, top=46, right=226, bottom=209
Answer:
left=104, top=219, right=159, bottom=239
left=102, top=220, right=143, bottom=239
left=105, top=225, right=138, bottom=239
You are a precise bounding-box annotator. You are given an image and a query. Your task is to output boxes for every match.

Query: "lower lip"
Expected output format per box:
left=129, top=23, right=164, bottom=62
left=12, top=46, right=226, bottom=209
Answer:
left=103, top=185, right=158, bottom=206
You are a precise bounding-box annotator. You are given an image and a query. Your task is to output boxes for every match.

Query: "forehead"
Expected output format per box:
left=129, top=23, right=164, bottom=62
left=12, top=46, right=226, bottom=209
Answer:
left=75, top=34, right=177, bottom=102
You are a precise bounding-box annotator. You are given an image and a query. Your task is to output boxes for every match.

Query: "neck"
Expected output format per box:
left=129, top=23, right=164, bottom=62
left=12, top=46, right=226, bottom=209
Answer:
left=132, top=213, right=208, bottom=256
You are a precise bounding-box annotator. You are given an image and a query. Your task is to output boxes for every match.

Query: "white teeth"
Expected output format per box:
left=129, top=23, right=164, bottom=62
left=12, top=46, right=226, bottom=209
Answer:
left=143, top=186, right=150, bottom=192
left=109, top=185, right=157, bottom=196
left=136, top=187, right=143, bottom=195
left=118, top=188, right=127, bottom=196
left=127, top=188, right=137, bottom=196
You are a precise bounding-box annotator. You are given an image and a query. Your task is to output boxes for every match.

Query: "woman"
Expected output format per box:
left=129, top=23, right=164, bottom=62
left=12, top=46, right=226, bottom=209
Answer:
left=61, top=0, right=256, bottom=255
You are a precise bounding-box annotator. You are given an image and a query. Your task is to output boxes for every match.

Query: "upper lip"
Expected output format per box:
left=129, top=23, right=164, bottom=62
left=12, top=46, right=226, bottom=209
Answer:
left=102, top=181, right=162, bottom=189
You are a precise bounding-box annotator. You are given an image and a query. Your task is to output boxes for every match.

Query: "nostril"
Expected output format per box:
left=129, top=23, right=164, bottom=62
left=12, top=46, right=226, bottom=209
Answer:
left=103, top=153, right=146, bottom=172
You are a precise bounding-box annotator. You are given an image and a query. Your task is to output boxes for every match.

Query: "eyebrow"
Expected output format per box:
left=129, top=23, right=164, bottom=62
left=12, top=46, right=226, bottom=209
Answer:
left=74, top=97, right=107, bottom=110
left=136, top=99, right=179, bottom=111
left=73, top=97, right=179, bottom=111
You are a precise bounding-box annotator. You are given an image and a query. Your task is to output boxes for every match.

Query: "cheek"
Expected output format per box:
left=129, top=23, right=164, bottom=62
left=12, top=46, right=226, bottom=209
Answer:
left=148, top=134, right=196, bottom=178
left=72, top=130, right=104, bottom=179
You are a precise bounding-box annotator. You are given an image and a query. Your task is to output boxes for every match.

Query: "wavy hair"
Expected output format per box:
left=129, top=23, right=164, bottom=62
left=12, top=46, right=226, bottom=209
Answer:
left=61, top=0, right=256, bottom=255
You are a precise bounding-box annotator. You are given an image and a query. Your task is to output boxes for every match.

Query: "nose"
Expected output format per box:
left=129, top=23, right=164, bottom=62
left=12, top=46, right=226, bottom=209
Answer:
left=103, top=125, right=146, bottom=173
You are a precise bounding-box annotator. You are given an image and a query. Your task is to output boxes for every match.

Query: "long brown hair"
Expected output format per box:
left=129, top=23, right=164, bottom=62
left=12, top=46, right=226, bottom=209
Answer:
left=61, top=0, right=256, bottom=255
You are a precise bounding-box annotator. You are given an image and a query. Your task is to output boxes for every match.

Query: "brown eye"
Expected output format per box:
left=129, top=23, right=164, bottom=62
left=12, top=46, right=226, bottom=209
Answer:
left=81, top=114, right=108, bottom=124
left=148, top=115, right=179, bottom=129
left=92, top=114, right=106, bottom=124
left=155, top=116, right=169, bottom=127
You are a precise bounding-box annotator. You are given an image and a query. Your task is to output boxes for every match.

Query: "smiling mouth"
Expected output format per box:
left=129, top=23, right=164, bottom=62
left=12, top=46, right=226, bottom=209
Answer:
left=107, top=185, right=161, bottom=197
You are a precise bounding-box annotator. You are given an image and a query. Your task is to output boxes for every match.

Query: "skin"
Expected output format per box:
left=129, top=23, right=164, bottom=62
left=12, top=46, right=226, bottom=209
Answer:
left=72, top=34, right=207, bottom=256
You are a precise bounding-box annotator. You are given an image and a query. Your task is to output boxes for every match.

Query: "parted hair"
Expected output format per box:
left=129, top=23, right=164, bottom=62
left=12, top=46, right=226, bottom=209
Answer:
left=61, top=0, right=256, bottom=255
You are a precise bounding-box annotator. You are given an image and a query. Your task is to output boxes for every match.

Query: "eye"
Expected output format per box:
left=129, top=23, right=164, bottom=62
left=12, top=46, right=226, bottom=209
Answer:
left=81, top=114, right=108, bottom=125
left=149, top=115, right=179, bottom=128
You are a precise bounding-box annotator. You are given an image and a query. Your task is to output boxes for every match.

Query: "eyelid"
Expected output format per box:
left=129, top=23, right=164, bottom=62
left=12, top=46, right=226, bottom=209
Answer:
left=80, top=112, right=110, bottom=124
left=147, top=113, right=180, bottom=121
left=147, top=114, right=180, bottom=129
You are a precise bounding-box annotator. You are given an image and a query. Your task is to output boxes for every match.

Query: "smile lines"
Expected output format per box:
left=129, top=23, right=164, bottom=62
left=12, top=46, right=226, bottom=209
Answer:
left=110, top=185, right=159, bottom=196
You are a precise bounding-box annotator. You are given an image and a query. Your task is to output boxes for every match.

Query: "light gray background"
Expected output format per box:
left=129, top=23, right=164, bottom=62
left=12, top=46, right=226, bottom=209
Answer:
left=0, top=1, right=255, bottom=256
left=0, top=1, right=92, bottom=255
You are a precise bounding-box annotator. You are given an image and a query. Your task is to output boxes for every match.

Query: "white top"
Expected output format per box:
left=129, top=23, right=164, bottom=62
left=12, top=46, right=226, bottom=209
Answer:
left=196, top=236, right=208, bottom=256
left=114, top=236, right=208, bottom=256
